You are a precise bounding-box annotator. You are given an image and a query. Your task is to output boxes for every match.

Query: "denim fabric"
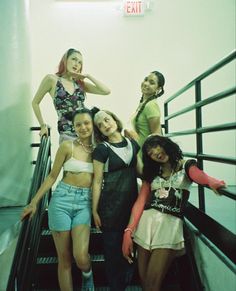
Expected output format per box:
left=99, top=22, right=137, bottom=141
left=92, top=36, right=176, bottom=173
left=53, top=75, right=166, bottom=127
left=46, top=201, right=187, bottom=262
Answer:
left=48, top=181, right=91, bottom=231
left=102, top=230, right=135, bottom=291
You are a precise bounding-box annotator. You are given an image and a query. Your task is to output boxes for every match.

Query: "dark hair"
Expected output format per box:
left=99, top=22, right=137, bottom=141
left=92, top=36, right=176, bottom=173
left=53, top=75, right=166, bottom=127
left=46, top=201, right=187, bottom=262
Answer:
left=142, top=135, right=182, bottom=183
left=72, top=107, right=93, bottom=124
left=135, top=71, right=165, bottom=131
left=92, top=107, right=123, bottom=142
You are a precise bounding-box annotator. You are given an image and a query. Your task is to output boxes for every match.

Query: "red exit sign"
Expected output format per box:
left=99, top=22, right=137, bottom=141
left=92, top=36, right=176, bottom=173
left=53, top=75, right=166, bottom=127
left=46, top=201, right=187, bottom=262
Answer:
left=123, top=1, right=144, bottom=16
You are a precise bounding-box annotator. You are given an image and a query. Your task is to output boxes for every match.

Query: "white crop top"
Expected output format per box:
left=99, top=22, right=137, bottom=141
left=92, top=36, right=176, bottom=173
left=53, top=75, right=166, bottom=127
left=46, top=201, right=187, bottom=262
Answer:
left=63, top=142, right=93, bottom=173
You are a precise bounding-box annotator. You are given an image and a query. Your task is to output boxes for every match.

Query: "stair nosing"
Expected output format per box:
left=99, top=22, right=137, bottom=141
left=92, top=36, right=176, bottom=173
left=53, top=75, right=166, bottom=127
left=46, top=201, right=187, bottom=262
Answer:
left=37, top=254, right=105, bottom=264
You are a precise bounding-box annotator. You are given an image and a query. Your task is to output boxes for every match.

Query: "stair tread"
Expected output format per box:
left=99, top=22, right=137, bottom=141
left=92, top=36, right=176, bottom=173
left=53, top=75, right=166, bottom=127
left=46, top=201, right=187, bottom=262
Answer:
left=41, top=227, right=102, bottom=236
left=35, top=286, right=142, bottom=291
left=37, top=254, right=104, bottom=264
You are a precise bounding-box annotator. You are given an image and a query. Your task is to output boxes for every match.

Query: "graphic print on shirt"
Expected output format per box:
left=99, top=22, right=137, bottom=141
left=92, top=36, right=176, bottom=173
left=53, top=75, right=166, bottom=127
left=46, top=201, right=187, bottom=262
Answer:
left=148, top=163, right=193, bottom=218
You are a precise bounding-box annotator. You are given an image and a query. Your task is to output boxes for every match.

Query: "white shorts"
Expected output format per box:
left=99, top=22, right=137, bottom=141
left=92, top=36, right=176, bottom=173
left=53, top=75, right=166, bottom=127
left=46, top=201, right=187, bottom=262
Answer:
left=133, top=208, right=185, bottom=254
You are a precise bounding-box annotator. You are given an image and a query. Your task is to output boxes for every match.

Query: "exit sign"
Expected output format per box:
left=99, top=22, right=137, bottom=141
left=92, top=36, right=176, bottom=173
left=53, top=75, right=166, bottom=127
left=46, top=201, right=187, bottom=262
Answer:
left=123, top=1, right=144, bottom=16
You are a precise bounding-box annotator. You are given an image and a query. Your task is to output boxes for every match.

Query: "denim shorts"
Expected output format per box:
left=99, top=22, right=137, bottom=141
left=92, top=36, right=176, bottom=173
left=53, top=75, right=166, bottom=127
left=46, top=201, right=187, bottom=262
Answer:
left=48, top=181, right=92, bottom=231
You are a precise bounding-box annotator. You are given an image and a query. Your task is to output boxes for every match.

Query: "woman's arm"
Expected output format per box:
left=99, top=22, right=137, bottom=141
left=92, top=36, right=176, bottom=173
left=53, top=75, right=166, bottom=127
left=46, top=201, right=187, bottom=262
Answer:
left=188, top=164, right=226, bottom=193
left=92, top=160, right=105, bottom=229
left=148, top=116, right=162, bottom=134
left=21, top=142, right=67, bottom=220
left=122, top=181, right=151, bottom=262
left=146, top=101, right=162, bottom=135
left=136, top=155, right=143, bottom=178
left=32, top=74, right=55, bottom=137
left=80, top=74, right=111, bottom=95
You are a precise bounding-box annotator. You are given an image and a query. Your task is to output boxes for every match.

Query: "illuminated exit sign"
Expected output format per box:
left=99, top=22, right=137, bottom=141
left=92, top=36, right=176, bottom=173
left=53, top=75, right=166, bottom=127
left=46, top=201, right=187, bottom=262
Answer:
left=123, top=1, right=144, bottom=16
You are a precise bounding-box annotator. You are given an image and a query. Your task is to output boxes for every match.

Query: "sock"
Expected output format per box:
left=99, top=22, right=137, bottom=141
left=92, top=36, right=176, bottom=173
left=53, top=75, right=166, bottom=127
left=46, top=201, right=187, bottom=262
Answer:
left=82, top=269, right=92, bottom=278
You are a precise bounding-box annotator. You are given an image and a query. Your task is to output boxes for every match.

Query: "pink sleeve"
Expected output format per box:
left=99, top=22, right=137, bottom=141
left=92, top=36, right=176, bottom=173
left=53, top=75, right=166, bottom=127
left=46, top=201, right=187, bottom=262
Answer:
left=188, top=165, right=225, bottom=190
left=126, top=181, right=151, bottom=231
left=122, top=181, right=150, bottom=257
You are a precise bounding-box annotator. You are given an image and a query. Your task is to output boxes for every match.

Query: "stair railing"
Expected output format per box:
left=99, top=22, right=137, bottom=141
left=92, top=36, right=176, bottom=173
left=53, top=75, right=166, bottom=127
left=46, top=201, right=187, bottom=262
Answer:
left=7, top=132, right=52, bottom=291
left=163, top=50, right=236, bottom=289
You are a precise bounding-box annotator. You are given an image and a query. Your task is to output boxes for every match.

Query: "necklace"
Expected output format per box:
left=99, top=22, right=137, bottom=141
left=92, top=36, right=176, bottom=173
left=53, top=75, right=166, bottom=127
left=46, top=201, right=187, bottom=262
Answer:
left=77, top=139, right=94, bottom=153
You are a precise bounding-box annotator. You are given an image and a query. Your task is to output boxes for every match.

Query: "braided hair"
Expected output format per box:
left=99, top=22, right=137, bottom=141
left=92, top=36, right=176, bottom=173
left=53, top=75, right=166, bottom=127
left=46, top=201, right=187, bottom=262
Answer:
left=135, top=71, right=165, bottom=132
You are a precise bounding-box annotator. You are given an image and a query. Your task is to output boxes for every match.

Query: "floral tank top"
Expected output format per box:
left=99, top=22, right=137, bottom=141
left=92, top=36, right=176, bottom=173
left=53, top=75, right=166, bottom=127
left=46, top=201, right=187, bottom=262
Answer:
left=53, top=78, right=86, bottom=136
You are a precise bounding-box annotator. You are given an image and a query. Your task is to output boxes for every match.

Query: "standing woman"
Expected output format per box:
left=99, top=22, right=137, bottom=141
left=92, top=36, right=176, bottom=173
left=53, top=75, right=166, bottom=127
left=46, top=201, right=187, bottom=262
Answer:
left=21, top=108, right=95, bottom=291
left=32, top=48, right=111, bottom=143
left=92, top=109, right=140, bottom=291
left=122, top=135, right=225, bottom=291
left=125, top=71, right=165, bottom=154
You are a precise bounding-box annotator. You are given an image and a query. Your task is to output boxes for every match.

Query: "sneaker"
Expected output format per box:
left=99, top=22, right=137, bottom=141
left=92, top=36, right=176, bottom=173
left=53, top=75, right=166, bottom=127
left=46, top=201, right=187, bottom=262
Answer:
left=81, top=272, right=95, bottom=291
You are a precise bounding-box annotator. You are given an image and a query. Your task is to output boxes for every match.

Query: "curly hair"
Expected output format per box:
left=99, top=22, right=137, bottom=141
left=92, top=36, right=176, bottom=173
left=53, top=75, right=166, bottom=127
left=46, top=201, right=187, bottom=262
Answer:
left=142, top=135, right=183, bottom=183
left=135, top=71, right=165, bottom=132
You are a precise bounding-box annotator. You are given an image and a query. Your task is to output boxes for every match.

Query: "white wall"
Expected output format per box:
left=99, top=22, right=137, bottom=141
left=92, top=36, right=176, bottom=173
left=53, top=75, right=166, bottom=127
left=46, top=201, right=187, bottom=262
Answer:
left=0, top=0, right=32, bottom=206
left=29, top=0, right=235, bottom=183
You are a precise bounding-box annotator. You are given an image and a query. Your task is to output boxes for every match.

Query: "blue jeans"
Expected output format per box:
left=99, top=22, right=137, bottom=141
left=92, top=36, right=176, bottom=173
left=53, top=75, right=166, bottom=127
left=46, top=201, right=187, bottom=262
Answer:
left=48, top=181, right=91, bottom=231
left=102, top=230, right=135, bottom=291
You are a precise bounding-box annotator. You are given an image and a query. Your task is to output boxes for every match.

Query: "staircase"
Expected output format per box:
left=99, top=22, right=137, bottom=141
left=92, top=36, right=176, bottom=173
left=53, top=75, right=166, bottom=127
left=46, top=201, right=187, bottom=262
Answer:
left=31, top=210, right=142, bottom=291
left=29, top=208, right=200, bottom=291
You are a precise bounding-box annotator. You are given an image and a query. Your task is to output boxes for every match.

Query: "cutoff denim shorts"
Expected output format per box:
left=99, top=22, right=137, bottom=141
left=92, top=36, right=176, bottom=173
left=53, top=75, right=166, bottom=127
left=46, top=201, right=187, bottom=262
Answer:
left=48, top=181, right=92, bottom=231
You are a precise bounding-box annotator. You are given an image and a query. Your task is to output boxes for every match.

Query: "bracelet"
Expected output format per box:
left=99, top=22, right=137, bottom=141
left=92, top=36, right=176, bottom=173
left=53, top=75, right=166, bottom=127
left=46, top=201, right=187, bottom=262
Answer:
left=124, top=227, right=133, bottom=234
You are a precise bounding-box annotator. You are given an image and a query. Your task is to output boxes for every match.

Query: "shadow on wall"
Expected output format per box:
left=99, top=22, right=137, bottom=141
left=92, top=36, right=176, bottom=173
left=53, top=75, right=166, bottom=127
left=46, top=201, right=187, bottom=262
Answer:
left=0, top=83, right=32, bottom=207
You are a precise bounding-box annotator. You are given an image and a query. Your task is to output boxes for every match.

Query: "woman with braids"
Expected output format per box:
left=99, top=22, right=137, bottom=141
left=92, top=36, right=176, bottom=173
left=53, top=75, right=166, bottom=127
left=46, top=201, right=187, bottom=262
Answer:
left=32, top=48, right=110, bottom=143
left=125, top=71, right=165, bottom=158
left=122, top=135, right=225, bottom=291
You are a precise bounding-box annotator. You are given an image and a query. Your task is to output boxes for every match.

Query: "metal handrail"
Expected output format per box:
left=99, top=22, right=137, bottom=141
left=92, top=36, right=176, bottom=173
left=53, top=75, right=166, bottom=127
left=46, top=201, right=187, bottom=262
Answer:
left=164, top=49, right=236, bottom=205
left=163, top=50, right=236, bottom=284
left=7, top=135, right=51, bottom=291
left=185, top=203, right=236, bottom=265
left=164, top=49, right=236, bottom=104
left=165, top=86, right=236, bottom=121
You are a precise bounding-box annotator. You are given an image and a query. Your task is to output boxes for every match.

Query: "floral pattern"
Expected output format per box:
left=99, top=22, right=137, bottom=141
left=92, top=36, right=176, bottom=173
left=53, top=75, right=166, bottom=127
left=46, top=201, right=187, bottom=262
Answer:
left=53, top=79, right=86, bottom=135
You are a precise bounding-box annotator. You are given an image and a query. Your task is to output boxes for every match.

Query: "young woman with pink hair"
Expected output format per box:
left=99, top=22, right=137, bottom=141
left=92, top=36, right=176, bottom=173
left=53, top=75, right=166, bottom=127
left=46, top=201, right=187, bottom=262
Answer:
left=32, top=48, right=110, bottom=143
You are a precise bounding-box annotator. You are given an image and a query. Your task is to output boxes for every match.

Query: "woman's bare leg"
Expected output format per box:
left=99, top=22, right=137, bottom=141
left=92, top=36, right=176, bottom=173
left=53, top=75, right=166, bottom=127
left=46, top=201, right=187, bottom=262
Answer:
left=144, top=248, right=176, bottom=291
left=71, top=224, right=91, bottom=272
left=52, top=231, right=73, bottom=291
left=137, top=246, right=151, bottom=289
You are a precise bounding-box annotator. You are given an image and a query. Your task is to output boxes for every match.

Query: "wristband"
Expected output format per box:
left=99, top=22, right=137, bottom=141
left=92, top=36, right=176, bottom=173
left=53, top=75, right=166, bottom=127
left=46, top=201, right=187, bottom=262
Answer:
left=124, top=227, right=133, bottom=234
left=40, top=123, right=47, bottom=128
